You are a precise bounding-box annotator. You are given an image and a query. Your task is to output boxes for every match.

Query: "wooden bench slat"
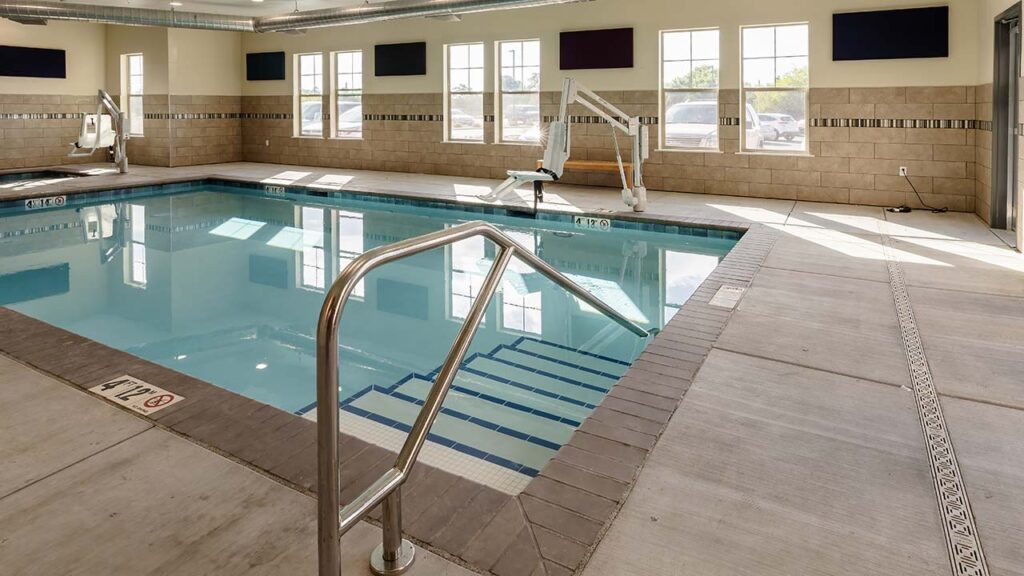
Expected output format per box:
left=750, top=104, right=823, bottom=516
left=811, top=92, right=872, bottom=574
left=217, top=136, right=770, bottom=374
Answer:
left=537, top=159, right=633, bottom=185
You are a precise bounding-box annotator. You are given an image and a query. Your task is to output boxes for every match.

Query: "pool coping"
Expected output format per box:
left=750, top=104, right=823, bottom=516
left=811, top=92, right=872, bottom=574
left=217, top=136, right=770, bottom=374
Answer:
left=0, top=175, right=777, bottom=576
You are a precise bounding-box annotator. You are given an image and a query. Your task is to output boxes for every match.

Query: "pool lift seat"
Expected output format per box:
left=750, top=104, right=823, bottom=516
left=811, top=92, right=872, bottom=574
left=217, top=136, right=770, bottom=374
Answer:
left=485, top=77, right=649, bottom=212
left=69, top=89, right=130, bottom=174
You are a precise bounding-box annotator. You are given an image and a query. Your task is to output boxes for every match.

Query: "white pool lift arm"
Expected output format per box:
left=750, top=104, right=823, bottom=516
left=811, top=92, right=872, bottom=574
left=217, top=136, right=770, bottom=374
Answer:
left=69, top=89, right=130, bottom=174
left=485, top=77, right=649, bottom=212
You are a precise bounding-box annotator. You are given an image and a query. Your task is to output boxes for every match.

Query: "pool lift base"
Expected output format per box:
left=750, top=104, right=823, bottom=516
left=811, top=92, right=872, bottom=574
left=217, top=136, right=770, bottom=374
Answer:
left=483, top=77, right=649, bottom=212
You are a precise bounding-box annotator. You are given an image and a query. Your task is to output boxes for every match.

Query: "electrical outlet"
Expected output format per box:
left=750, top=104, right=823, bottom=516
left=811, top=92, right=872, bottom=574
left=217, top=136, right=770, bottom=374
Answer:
left=265, top=139, right=270, bottom=147
left=899, top=166, right=908, bottom=177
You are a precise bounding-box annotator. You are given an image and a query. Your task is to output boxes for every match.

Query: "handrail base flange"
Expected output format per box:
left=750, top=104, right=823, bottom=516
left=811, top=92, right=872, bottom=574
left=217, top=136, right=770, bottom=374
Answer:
left=370, top=540, right=416, bottom=576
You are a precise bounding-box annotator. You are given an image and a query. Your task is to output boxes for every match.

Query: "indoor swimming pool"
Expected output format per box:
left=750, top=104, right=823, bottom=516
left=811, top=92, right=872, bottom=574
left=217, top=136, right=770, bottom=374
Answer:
left=0, top=182, right=737, bottom=481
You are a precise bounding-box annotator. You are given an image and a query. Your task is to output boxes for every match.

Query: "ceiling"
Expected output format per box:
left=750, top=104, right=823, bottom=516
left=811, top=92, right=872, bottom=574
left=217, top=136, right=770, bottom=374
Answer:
left=71, top=0, right=380, bottom=17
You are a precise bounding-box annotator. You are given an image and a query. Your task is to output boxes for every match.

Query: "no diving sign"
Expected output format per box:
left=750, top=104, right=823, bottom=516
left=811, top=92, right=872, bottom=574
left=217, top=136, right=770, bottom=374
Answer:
left=90, top=375, right=184, bottom=415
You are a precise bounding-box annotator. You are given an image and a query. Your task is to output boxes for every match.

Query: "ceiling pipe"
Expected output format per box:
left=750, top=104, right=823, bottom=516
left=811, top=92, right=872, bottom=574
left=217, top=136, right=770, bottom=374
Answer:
left=0, top=0, right=589, bottom=33
left=0, top=1, right=254, bottom=30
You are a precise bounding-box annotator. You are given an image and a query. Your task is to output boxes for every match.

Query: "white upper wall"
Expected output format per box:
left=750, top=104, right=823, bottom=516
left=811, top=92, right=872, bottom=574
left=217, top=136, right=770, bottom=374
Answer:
left=0, top=19, right=106, bottom=95
left=241, top=0, right=981, bottom=96
left=168, top=29, right=242, bottom=95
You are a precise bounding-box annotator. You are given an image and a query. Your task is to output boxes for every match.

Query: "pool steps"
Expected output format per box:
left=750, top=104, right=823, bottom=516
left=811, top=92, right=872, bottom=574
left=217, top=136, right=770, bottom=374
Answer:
left=338, top=337, right=627, bottom=476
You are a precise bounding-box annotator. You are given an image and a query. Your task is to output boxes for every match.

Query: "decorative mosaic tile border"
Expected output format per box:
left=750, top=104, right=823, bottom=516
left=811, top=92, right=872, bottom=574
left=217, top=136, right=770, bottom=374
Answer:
left=0, top=172, right=771, bottom=575
left=145, top=113, right=244, bottom=120
left=810, top=118, right=979, bottom=129
left=881, top=236, right=990, bottom=576
left=0, top=112, right=85, bottom=120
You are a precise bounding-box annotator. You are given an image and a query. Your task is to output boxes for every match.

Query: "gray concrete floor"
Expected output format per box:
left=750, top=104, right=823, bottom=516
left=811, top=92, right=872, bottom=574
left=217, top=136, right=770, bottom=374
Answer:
left=2, top=163, right=1023, bottom=576
left=0, top=355, right=473, bottom=576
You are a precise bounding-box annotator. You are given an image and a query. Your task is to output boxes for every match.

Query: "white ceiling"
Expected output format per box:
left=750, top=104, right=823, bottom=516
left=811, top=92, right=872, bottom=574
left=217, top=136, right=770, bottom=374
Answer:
left=75, top=0, right=378, bottom=17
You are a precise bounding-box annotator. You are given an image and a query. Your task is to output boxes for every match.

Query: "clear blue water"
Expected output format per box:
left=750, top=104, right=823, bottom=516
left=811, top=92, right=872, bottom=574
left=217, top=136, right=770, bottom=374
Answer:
left=0, top=183, right=736, bottom=475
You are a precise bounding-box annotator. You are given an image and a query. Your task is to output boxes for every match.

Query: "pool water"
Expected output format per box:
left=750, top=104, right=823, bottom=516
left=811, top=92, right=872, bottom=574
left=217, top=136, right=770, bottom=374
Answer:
left=0, top=183, right=736, bottom=478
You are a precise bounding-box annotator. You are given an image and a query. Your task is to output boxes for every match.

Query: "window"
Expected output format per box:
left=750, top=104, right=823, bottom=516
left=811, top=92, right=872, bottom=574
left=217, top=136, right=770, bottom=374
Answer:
left=660, top=29, right=719, bottom=150
left=497, top=40, right=540, bottom=143
left=296, top=53, right=324, bottom=137
left=662, top=250, right=719, bottom=324
left=300, top=206, right=325, bottom=290
left=449, top=235, right=488, bottom=321
left=741, top=24, right=808, bottom=153
left=333, top=51, right=362, bottom=139
left=123, top=54, right=144, bottom=136
left=500, top=230, right=542, bottom=335
left=337, top=210, right=364, bottom=298
left=125, top=204, right=146, bottom=287
left=446, top=43, right=485, bottom=142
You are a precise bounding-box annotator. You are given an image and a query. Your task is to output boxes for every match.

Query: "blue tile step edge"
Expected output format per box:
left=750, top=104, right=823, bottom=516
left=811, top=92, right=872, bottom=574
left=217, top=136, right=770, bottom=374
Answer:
left=509, top=336, right=632, bottom=367
left=305, top=377, right=565, bottom=452
left=341, top=402, right=541, bottom=477
left=296, top=335, right=629, bottom=419
left=468, top=350, right=615, bottom=395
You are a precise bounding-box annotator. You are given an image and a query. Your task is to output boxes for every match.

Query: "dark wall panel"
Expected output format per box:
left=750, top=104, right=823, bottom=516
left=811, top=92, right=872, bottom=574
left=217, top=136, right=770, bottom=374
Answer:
left=375, top=42, right=427, bottom=77
left=0, top=45, right=66, bottom=79
left=560, top=28, right=633, bottom=70
left=246, top=51, right=286, bottom=81
left=833, top=7, right=949, bottom=61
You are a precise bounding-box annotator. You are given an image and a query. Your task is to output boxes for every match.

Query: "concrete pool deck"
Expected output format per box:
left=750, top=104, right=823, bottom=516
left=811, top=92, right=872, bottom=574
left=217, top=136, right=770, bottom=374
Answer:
left=0, top=162, right=1022, bottom=576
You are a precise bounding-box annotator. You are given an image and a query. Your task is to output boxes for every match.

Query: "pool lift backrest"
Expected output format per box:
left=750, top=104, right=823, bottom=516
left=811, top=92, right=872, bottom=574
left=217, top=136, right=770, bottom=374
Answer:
left=69, top=89, right=130, bottom=174
left=485, top=76, right=650, bottom=212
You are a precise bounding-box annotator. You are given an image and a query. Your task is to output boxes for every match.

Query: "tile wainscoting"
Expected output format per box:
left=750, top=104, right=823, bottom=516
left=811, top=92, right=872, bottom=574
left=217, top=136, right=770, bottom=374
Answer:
left=0, top=86, right=1000, bottom=220
left=0, top=94, right=241, bottom=171
left=242, top=85, right=985, bottom=213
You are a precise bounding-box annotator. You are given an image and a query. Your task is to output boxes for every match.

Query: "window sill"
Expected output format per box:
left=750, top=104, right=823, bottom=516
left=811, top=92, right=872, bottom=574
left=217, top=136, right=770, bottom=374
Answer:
left=497, top=140, right=543, bottom=147
left=293, top=135, right=325, bottom=140
left=331, top=136, right=364, bottom=141
left=443, top=139, right=489, bottom=145
left=657, top=148, right=722, bottom=154
left=736, top=151, right=814, bottom=158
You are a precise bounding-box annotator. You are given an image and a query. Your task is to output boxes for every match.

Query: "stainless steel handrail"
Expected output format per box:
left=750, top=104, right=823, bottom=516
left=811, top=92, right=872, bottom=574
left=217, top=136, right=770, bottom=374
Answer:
left=316, top=220, right=649, bottom=576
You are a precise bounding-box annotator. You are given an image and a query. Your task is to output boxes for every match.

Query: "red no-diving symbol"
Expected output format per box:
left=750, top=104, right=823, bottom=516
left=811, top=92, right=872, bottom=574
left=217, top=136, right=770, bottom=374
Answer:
left=143, top=394, right=175, bottom=408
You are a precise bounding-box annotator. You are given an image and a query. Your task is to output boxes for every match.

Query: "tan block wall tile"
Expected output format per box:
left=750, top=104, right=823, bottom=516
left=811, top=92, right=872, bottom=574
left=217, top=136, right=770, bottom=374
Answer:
left=906, top=86, right=967, bottom=104
left=849, top=87, right=906, bottom=104
left=874, top=143, right=933, bottom=161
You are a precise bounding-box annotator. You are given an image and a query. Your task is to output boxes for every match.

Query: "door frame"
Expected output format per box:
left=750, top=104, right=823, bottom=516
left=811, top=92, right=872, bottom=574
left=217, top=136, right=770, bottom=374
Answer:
left=993, top=3, right=1022, bottom=231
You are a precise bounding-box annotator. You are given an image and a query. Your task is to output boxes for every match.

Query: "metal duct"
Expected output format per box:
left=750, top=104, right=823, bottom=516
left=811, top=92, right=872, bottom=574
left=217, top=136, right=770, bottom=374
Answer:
left=253, top=0, right=587, bottom=32
left=0, top=0, right=588, bottom=33
left=0, top=1, right=254, bottom=31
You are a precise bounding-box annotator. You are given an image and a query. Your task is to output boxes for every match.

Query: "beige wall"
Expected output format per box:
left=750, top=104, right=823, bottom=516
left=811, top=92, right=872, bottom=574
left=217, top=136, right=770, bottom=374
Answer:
left=0, top=20, right=106, bottom=95
left=168, top=29, right=242, bottom=96
left=105, top=25, right=170, bottom=96
left=241, top=0, right=981, bottom=96
left=978, top=0, right=1021, bottom=83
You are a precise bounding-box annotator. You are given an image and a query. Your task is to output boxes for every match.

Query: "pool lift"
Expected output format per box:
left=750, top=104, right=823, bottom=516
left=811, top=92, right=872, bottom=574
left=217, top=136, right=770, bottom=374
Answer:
left=484, top=77, right=649, bottom=212
left=68, top=89, right=130, bottom=174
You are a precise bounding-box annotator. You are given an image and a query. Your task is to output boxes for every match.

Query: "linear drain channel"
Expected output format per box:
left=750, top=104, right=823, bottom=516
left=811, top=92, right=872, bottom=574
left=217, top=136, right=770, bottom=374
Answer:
left=881, top=235, right=990, bottom=576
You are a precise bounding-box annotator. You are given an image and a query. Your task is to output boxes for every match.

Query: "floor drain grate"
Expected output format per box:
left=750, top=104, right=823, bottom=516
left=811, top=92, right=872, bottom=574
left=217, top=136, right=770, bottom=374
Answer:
left=881, top=235, right=990, bottom=576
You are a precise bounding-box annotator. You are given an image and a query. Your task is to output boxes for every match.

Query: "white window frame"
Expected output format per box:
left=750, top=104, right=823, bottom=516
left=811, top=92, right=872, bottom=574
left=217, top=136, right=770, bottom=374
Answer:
left=740, top=23, right=810, bottom=155
left=336, top=209, right=365, bottom=299
left=122, top=53, right=144, bottom=137
left=498, top=230, right=542, bottom=336
left=331, top=50, right=363, bottom=139
left=297, top=206, right=326, bottom=291
left=444, top=42, right=486, bottom=143
left=124, top=203, right=147, bottom=288
left=295, top=52, right=325, bottom=138
left=659, top=28, right=720, bottom=151
left=496, top=39, right=540, bottom=144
